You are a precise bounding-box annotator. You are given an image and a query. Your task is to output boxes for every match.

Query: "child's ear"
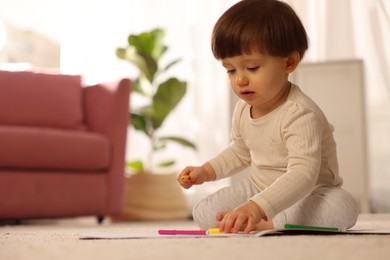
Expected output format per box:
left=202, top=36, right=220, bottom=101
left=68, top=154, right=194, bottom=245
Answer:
left=285, top=51, right=301, bottom=73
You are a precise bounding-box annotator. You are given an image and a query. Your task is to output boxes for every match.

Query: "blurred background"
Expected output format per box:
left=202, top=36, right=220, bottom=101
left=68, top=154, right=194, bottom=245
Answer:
left=0, top=0, right=389, bottom=213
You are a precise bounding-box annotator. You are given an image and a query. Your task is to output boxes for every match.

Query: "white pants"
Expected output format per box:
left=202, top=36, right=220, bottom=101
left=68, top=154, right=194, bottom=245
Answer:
left=192, top=178, right=359, bottom=231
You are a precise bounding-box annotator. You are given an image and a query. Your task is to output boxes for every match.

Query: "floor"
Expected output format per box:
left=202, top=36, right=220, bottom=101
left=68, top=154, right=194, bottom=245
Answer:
left=1, top=214, right=390, bottom=260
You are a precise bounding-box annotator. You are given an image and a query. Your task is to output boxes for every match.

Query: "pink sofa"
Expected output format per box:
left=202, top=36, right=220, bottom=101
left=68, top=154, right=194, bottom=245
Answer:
left=0, top=70, right=131, bottom=222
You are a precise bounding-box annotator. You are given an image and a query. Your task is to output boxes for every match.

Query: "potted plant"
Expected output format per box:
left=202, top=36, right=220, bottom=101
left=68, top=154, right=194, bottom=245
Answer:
left=111, top=28, right=196, bottom=221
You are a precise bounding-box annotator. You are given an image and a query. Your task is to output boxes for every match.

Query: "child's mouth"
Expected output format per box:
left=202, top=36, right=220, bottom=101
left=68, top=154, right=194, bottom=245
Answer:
left=240, top=91, right=255, bottom=98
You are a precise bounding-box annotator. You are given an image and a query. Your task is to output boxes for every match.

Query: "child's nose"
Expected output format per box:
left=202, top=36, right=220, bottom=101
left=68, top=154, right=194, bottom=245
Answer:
left=236, top=74, right=249, bottom=87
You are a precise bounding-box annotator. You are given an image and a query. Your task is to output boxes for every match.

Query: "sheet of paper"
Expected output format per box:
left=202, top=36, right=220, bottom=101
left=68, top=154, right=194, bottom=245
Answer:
left=80, top=232, right=161, bottom=239
left=79, top=228, right=390, bottom=240
left=255, top=228, right=390, bottom=236
left=341, top=228, right=390, bottom=234
left=79, top=231, right=257, bottom=240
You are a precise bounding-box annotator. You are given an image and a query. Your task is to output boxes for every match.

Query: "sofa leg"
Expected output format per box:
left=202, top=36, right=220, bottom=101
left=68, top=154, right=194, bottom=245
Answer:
left=97, top=216, right=104, bottom=224
left=0, top=219, right=22, bottom=226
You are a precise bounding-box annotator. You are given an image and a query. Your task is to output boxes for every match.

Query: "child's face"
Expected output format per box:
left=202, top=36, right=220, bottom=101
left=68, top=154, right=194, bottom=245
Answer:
left=221, top=51, right=292, bottom=117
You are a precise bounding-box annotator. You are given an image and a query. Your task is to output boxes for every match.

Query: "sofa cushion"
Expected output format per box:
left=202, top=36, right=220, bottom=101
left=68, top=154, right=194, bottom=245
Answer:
left=0, top=126, right=110, bottom=171
left=0, top=70, right=85, bottom=130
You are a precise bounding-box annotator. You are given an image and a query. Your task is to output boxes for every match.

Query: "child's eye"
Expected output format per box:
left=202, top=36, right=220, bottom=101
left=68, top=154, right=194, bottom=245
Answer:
left=247, top=66, right=259, bottom=72
left=227, top=69, right=236, bottom=74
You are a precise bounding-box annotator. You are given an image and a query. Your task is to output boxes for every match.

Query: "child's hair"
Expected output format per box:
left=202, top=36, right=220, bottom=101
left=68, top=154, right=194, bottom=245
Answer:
left=211, top=0, right=308, bottom=60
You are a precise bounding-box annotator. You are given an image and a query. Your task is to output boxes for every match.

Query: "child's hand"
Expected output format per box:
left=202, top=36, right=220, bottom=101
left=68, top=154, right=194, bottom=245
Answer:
left=177, top=163, right=216, bottom=189
left=177, top=166, right=208, bottom=189
left=216, top=201, right=265, bottom=234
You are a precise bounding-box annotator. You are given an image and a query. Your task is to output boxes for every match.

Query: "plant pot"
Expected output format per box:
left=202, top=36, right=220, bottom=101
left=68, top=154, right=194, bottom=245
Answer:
left=111, top=173, right=190, bottom=221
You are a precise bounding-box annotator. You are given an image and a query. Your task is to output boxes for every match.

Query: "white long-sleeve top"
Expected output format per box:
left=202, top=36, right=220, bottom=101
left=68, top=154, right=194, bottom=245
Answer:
left=208, top=84, right=343, bottom=219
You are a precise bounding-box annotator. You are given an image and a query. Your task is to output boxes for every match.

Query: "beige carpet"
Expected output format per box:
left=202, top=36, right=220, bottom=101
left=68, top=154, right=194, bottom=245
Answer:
left=1, top=213, right=390, bottom=260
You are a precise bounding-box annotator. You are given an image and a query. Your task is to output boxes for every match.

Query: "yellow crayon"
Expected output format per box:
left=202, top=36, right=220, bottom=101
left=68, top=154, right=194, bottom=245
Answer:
left=180, top=175, right=190, bottom=181
left=208, top=228, right=235, bottom=234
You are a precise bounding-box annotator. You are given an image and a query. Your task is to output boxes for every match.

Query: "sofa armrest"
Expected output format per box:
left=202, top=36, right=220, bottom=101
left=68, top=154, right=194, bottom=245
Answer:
left=83, top=78, right=131, bottom=213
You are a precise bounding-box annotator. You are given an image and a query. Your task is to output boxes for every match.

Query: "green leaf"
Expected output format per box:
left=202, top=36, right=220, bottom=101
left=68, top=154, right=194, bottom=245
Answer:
left=116, top=47, right=127, bottom=60
left=131, top=78, right=145, bottom=95
left=137, top=51, right=158, bottom=82
left=128, top=29, right=167, bottom=60
left=157, top=160, right=175, bottom=167
left=153, top=139, right=167, bottom=152
left=131, top=113, right=148, bottom=136
left=126, top=160, right=144, bottom=172
left=119, top=46, right=157, bottom=83
left=151, top=78, right=187, bottom=129
left=158, top=136, right=197, bottom=150
left=163, top=58, right=181, bottom=73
